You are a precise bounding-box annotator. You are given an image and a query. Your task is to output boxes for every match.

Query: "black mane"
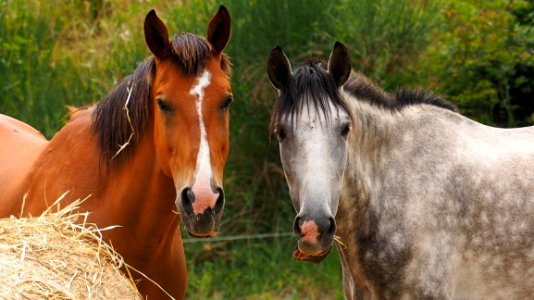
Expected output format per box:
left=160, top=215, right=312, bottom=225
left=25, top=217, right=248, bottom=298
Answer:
left=92, top=33, right=230, bottom=165
left=344, top=72, right=457, bottom=112
left=271, top=63, right=456, bottom=132
left=270, top=60, right=350, bottom=129
left=393, top=89, right=458, bottom=112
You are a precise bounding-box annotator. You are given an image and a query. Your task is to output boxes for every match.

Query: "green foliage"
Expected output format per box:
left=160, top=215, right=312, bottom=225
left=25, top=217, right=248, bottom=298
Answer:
left=414, top=0, right=534, bottom=126
left=331, top=0, right=441, bottom=88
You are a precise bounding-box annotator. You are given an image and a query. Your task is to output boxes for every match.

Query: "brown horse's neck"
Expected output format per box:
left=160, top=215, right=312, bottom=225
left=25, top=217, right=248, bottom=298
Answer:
left=23, top=109, right=179, bottom=249
left=100, top=126, right=180, bottom=246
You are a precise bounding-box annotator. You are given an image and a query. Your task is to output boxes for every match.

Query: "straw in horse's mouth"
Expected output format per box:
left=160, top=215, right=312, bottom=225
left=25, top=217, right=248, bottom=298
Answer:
left=334, top=235, right=347, bottom=249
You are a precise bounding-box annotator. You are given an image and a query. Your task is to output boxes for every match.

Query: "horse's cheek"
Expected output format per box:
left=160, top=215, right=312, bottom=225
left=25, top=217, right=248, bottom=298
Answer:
left=152, top=116, right=174, bottom=176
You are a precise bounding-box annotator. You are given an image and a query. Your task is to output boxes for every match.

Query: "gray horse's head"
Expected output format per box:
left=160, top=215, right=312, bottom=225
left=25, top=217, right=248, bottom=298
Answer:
left=267, top=42, right=351, bottom=262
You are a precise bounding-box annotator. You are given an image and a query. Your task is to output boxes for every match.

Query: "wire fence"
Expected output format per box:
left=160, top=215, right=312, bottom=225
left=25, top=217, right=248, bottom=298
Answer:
left=182, top=232, right=294, bottom=244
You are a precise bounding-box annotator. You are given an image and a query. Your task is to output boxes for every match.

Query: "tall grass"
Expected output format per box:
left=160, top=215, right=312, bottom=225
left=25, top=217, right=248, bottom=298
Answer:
left=0, top=0, right=165, bottom=136
left=0, top=0, right=72, bottom=136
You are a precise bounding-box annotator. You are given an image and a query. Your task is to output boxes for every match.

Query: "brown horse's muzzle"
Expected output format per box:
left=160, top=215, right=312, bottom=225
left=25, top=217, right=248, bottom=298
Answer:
left=177, top=186, right=225, bottom=237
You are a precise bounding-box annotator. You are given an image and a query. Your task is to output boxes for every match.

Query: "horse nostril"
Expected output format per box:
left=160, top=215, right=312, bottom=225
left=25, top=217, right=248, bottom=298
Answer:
left=213, top=187, right=225, bottom=214
left=326, top=217, right=336, bottom=236
left=181, top=187, right=194, bottom=215
left=316, top=216, right=336, bottom=237
left=293, top=216, right=303, bottom=237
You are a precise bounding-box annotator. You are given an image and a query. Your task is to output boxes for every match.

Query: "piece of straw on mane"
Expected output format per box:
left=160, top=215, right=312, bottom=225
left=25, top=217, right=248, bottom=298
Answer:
left=0, top=197, right=142, bottom=299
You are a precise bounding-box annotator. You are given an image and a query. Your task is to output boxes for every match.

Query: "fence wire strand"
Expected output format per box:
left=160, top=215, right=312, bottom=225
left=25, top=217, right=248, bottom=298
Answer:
left=182, top=232, right=294, bottom=243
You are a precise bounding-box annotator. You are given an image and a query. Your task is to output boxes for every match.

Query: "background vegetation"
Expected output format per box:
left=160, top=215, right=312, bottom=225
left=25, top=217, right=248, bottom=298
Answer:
left=1, top=0, right=532, bottom=298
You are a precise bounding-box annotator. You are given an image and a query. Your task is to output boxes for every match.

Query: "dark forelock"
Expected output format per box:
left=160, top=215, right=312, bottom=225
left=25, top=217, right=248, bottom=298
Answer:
left=271, top=61, right=350, bottom=130
left=169, top=33, right=231, bottom=76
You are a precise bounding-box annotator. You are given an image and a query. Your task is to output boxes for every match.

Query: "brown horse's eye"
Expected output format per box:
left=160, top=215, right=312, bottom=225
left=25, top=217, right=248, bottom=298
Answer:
left=157, top=99, right=173, bottom=113
left=220, top=96, right=233, bottom=112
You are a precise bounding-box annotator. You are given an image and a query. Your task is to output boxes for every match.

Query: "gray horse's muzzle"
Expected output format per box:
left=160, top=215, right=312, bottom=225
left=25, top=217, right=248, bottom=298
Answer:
left=293, top=213, right=336, bottom=261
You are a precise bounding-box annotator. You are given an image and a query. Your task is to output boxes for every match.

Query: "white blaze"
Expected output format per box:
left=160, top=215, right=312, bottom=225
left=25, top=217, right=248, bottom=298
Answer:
left=189, top=69, right=217, bottom=214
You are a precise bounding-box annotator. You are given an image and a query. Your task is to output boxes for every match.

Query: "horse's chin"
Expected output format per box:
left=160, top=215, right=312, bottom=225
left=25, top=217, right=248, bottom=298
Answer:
left=293, top=240, right=333, bottom=263
left=182, top=218, right=220, bottom=238
left=177, top=205, right=223, bottom=238
left=186, top=230, right=218, bottom=238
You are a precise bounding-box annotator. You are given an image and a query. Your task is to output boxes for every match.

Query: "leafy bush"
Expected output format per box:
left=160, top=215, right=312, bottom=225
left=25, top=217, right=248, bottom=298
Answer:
left=413, top=0, right=534, bottom=126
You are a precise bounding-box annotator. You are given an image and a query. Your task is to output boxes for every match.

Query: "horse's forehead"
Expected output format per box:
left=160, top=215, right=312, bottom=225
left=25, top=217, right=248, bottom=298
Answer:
left=154, top=61, right=196, bottom=90
left=154, top=58, right=230, bottom=98
left=203, top=58, right=232, bottom=94
left=291, top=100, right=349, bottom=129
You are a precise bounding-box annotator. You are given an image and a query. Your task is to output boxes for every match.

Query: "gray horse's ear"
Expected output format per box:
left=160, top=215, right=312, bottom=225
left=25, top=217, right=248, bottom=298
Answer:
left=267, top=46, right=292, bottom=90
left=144, top=10, right=170, bottom=59
left=328, top=41, right=351, bottom=87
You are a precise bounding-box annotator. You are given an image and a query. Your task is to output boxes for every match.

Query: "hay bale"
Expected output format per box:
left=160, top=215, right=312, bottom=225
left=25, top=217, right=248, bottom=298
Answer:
left=0, top=200, right=142, bottom=299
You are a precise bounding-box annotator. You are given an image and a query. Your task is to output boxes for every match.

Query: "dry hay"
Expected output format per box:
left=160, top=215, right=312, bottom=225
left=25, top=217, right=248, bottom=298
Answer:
left=0, top=197, right=142, bottom=299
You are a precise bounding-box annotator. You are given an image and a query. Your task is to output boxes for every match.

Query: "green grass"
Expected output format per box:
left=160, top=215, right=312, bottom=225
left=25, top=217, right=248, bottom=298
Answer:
left=184, top=237, right=344, bottom=299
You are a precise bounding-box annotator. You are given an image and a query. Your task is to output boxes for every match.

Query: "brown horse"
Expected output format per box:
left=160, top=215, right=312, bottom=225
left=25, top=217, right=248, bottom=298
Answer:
left=0, top=6, right=232, bottom=299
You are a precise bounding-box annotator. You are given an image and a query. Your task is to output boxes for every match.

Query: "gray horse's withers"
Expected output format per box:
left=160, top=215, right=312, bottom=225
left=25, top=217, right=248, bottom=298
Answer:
left=268, top=42, right=534, bottom=299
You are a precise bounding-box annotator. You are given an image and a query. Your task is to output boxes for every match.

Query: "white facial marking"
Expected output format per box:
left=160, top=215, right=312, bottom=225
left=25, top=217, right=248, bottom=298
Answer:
left=297, top=110, right=332, bottom=213
left=283, top=99, right=349, bottom=217
left=189, top=69, right=218, bottom=214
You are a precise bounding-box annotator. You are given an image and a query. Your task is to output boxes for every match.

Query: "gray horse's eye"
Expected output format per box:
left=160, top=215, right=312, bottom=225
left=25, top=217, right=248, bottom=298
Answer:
left=341, top=123, right=351, bottom=138
left=275, top=125, right=287, bottom=141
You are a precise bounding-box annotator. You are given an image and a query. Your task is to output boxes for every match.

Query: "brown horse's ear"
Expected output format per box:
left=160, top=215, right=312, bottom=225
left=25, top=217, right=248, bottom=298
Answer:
left=144, top=10, right=170, bottom=59
left=207, top=5, right=231, bottom=56
left=328, top=41, right=351, bottom=87
left=267, top=46, right=292, bottom=90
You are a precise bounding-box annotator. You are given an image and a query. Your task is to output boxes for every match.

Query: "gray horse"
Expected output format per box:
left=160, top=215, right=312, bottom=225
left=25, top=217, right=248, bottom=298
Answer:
left=267, top=42, right=534, bottom=299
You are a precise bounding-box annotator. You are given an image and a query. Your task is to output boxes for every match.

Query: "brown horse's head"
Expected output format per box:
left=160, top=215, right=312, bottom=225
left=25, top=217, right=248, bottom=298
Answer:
left=144, top=7, right=232, bottom=237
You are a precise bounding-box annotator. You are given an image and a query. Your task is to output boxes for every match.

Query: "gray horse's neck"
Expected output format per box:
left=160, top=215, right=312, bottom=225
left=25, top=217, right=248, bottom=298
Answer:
left=334, top=95, right=455, bottom=297
left=338, top=91, right=459, bottom=215
left=337, top=95, right=399, bottom=228
left=343, top=95, right=401, bottom=188
left=334, top=95, right=405, bottom=297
